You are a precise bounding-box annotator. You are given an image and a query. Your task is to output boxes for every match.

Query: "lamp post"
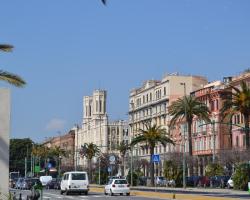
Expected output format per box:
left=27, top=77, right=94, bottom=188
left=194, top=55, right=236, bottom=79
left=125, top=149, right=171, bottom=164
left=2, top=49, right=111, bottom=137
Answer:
left=130, top=102, right=135, bottom=186
left=180, top=82, right=186, bottom=189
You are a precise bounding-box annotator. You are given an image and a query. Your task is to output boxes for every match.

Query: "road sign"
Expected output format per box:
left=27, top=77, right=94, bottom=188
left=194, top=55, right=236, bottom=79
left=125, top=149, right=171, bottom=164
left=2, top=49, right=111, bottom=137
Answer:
left=108, top=166, right=111, bottom=173
left=109, top=155, right=116, bottom=164
left=47, top=163, right=52, bottom=169
left=152, top=154, right=160, bottom=163
left=34, top=166, right=40, bottom=173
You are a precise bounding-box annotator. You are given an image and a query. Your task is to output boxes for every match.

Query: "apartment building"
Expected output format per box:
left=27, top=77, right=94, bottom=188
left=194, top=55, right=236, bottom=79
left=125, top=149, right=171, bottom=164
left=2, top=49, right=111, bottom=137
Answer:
left=128, top=73, right=208, bottom=176
left=43, top=130, right=75, bottom=171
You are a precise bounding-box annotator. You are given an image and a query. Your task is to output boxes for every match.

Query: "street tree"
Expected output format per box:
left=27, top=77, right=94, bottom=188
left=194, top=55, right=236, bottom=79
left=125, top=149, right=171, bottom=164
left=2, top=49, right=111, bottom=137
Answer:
left=130, top=123, right=174, bottom=186
left=80, top=143, right=100, bottom=182
left=169, top=95, right=210, bottom=156
left=221, top=81, right=250, bottom=149
left=117, top=141, right=130, bottom=176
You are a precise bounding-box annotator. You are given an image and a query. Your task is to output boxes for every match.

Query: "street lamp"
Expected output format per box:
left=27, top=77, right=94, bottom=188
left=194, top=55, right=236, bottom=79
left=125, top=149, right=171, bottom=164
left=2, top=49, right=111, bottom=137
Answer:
left=130, top=102, right=135, bottom=186
left=180, top=82, right=186, bottom=189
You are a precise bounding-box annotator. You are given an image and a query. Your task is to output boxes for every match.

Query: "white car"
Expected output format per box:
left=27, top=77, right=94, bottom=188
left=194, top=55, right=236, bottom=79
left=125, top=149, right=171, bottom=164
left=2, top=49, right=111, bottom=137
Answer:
left=227, top=177, right=234, bottom=188
left=104, top=179, right=130, bottom=196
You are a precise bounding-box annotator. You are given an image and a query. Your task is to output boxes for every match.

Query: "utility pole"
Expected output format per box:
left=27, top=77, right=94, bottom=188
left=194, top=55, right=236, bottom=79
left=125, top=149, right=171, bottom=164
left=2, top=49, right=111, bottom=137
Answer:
left=212, top=120, right=216, bottom=163
left=130, top=102, right=134, bottom=186
left=180, top=82, right=186, bottom=189
left=25, top=157, right=27, bottom=178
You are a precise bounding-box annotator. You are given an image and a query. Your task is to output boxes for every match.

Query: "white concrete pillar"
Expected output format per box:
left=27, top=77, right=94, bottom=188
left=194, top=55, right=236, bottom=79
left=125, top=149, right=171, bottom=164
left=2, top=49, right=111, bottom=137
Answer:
left=0, top=89, right=10, bottom=195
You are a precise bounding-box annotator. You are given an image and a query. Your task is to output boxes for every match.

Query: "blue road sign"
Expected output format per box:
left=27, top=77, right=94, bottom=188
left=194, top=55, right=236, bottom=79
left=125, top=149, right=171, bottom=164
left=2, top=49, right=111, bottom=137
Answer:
left=108, top=166, right=112, bottom=172
left=47, top=163, right=52, bottom=169
left=152, top=154, right=160, bottom=163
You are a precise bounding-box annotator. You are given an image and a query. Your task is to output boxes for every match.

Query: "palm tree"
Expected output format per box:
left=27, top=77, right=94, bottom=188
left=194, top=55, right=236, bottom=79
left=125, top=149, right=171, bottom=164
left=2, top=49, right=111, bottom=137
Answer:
left=80, top=143, right=100, bottom=182
left=221, top=81, right=250, bottom=149
left=0, top=43, right=26, bottom=87
left=117, top=141, right=130, bottom=176
left=130, top=123, right=174, bottom=186
left=169, top=95, right=210, bottom=156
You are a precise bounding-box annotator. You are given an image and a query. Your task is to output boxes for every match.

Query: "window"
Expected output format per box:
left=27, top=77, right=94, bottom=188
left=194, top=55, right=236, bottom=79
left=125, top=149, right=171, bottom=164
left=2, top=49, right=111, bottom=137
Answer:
left=243, top=135, right=246, bottom=147
left=72, top=173, right=86, bottom=180
left=236, top=136, right=239, bottom=147
left=164, top=87, right=166, bottom=96
left=114, top=180, right=128, bottom=184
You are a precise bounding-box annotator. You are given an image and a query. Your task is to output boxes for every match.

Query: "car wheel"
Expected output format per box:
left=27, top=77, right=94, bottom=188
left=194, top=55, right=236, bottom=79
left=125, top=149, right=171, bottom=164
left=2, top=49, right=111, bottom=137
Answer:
left=126, top=193, right=130, bottom=196
left=110, top=189, right=114, bottom=196
left=120, top=193, right=123, bottom=196
left=84, top=191, right=88, bottom=195
left=60, top=190, right=64, bottom=195
left=65, top=189, right=69, bottom=195
left=104, top=189, right=108, bottom=195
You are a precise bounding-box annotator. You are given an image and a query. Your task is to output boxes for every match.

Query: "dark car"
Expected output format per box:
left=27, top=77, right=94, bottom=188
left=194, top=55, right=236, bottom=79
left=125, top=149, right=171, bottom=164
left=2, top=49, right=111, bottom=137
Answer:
left=26, top=178, right=42, bottom=190
left=210, top=176, right=230, bottom=188
left=186, top=176, right=200, bottom=187
left=46, top=178, right=61, bottom=189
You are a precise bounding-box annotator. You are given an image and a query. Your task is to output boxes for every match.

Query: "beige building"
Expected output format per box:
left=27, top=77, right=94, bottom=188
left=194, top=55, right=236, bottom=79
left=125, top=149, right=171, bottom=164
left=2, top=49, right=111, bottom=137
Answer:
left=128, top=73, right=208, bottom=176
left=43, top=130, right=75, bottom=171
left=75, top=90, right=128, bottom=168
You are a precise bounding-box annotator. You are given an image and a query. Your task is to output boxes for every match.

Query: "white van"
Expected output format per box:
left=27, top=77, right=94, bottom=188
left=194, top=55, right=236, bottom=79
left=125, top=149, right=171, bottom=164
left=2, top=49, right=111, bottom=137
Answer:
left=60, top=171, right=89, bottom=195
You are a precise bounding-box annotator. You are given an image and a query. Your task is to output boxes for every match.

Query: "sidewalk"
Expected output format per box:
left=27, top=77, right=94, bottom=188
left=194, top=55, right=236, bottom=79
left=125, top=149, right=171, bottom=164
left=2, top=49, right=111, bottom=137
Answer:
left=90, top=184, right=250, bottom=200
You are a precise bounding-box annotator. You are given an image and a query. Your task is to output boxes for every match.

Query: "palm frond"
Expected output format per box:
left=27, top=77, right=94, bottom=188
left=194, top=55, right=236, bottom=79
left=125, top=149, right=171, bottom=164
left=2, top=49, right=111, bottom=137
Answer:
left=0, top=44, right=13, bottom=52
left=0, top=70, right=26, bottom=87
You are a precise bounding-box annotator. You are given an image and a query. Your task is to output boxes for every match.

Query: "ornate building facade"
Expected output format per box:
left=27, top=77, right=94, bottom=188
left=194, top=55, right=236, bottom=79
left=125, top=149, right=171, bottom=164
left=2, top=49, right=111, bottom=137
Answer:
left=128, top=73, right=208, bottom=176
left=75, top=90, right=128, bottom=168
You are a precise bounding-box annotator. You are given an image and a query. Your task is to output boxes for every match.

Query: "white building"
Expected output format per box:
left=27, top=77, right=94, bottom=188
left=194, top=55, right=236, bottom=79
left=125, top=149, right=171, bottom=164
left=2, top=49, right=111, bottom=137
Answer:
left=128, top=73, right=208, bottom=176
left=75, top=90, right=128, bottom=168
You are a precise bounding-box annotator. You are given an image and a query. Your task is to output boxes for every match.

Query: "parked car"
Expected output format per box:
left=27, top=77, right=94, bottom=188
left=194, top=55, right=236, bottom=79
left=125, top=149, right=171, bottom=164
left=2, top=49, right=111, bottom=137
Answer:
left=227, top=176, right=234, bottom=188
left=28, top=178, right=42, bottom=190
left=155, top=176, right=167, bottom=186
left=15, top=178, right=24, bottom=189
left=210, top=176, right=230, bottom=188
left=46, top=178, right=61, bottom=189
left=40, top=176, right=52, bottom=187
left=138, top=176, right=148, bottom=186
left=197, top=176, right=210, bottom=187
left=20, top=178, right=30, bottom=190
left=60, top=171, right=89, bottom=195
left=104, top=179, right=130, bottom=196
left=186, top=176, right=200, bottom=187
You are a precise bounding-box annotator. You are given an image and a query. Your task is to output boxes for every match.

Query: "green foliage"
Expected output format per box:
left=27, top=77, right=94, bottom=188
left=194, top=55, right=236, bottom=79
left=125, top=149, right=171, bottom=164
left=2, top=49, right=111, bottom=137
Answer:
left=205, top=163, right=224, bottom=177
left=10, top=138, right=33, bottom=175
left=233, top=163, right=250, bottom=190
left=127, top=170, right=139, bottom=186
left=163, top=160, right=183, bottom=187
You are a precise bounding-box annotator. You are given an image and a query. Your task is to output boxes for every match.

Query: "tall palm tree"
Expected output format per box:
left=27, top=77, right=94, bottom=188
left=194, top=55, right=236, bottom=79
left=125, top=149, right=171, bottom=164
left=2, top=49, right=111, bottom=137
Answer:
left=130, top=123, right=174, bottom=186
left=169, top=95, right=210, bottom=156
left=0, top=43, right=26, bottom=87
left=80, top=143, right=100, bottom=182
left=117, top=141, right=130, bottom=176
left=221, top=81, right=250, bottom=149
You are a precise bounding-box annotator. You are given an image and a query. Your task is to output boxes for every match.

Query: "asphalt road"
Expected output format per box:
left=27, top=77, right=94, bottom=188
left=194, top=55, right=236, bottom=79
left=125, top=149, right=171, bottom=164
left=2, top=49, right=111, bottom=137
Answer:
left=11, top=189, right=166, bottom=200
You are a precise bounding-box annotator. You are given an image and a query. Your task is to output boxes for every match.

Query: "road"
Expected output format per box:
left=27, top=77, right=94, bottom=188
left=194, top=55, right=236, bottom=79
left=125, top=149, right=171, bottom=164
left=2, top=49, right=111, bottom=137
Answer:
left=10, top=189, right=164, bottom=200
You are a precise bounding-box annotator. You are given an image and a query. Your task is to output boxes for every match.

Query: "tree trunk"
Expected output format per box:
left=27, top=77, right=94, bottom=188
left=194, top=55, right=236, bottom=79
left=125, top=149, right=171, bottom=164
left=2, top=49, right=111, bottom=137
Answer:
left=188, top=120, right=193, bottom=176
left=244, top=114, right=250, bottom=149
left=150, top=146, right=154, bottom=186
left=188, top=120, right=193, bottom=156
left=88, top=159, right=92, bottom=183
left=122, top=155, right=125, bottom=176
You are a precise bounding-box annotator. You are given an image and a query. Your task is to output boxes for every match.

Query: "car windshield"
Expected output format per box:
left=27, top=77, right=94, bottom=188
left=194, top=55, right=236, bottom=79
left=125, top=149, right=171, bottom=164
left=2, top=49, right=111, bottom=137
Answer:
left=71, top=173, right=86, bottom=180
left=158, top=177, right=164, bottom=180
left=114, top=180, right=128, bottom=184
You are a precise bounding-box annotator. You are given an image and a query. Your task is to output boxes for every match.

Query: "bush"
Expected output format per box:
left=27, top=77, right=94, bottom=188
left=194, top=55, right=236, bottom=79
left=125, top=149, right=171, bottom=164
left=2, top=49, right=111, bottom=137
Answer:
left=205, top=163, right=224, bottom=177
left=163, top=160, right=183, bottom=187
left=233, top=163, right=250, bottom=190
left=127, top=170, right=139, bottom=186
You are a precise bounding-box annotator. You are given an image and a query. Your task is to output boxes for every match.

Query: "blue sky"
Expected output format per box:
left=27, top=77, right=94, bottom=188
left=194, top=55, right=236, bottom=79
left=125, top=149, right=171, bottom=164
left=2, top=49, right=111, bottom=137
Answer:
left=1, top=0, right=250, bottom=142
